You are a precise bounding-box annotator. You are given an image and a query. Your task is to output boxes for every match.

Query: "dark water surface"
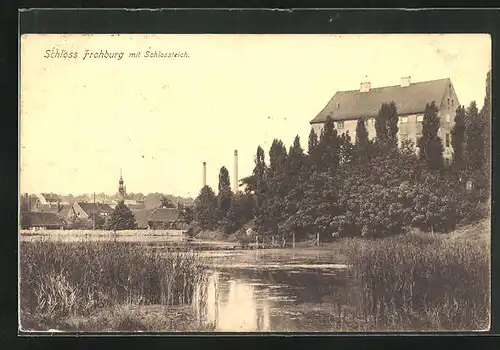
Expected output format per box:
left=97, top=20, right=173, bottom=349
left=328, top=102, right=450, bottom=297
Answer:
left=193, top=249, right=355, bottom=332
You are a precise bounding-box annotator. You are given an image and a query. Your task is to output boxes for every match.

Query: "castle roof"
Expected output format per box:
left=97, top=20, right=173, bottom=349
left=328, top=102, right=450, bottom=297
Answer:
left=310, top=78, right=454, bottom=123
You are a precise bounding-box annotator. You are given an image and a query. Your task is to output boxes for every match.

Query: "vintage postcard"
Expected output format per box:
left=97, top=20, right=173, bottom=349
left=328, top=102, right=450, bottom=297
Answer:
left=19, top=34, right=491, bottom=333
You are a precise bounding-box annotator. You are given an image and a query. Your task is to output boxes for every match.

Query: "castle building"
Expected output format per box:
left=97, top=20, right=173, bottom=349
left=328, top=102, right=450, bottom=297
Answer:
left=310, top=77, right=460, bottom=159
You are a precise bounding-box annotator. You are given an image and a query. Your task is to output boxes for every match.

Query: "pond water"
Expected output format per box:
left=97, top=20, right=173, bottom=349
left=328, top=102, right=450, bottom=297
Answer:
left=20, top=232, right=359, bottom=332
left=192, top=249, right=357, bottom=332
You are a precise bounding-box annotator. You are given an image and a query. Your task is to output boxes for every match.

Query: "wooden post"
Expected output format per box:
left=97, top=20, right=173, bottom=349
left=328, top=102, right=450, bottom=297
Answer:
left=255, top=235, right=258, bottom=249
left=292, top=232, right=295, bottom=249
left=317, top=232, right=320, bottom=247
left=272, top=235, right=275, bottom=247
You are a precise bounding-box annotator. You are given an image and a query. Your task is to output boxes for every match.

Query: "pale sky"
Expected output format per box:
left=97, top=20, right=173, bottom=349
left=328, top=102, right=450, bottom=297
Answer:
left=20, top=34, right=491, bottom=198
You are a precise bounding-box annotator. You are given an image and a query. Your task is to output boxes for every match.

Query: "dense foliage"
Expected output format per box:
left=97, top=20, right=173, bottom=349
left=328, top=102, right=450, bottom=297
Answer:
left=192, top=74, right=490, bottom=240
left=194, top=185, right=220, bottom=230
left=105, top=201, right=137, bottom=230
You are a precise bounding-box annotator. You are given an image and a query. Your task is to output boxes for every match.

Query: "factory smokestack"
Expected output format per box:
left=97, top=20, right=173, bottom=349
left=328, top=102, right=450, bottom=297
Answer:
left=233, top=150, right=238, bottom=193
left=202, top=162, right=207, bottom=188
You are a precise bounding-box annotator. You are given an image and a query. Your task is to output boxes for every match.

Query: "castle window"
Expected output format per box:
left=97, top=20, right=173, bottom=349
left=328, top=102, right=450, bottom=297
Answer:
left=451, top=99, right=454, bottom=109
left=336, top=121, right=344, bottom=129
left=448, top=98, right=450, bottom=106
left=335, top=102, right=340, bottom=110
left=416, top=115, right=424, bottom=123
left=400, top=116, right=408, bottom=124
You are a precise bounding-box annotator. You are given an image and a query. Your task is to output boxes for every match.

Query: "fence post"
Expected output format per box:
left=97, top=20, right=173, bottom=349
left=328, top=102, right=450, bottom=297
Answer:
left=292, top=232, right=295, bottom=249
left=317, top=232, right=320, bottom=247
left=256, top=235, right=258, bottom=249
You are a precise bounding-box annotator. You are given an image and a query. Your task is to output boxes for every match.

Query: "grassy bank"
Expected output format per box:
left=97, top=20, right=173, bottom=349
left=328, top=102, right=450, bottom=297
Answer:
left=20, top=240, right=209, bottom=331
left=342, top=230, right=490, bottom=331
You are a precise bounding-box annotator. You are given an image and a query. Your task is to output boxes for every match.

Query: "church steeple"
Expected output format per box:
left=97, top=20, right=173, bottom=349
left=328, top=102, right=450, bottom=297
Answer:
left=118, top=169, right=127, bottom=200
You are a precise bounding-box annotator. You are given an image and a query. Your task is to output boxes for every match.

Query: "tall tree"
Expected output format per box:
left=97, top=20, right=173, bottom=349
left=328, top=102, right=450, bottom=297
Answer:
left=386, top=102, right=399, bottom=148
left=194, top=185, right=219, bottom=230
left=480, top=69, right=491, bottom=171
left=465, top=101, right=486, bottom=172
left=217, top=166, right=232, bottom=217
left=252, top=146, right=269, bottom=233
left=355, top=118, right=370, bottom=162
left=288, top=135, right=305, bottom=185
left=339, top=131, right=354, bottom=164
left=225, top=193, right=255, bottom=234
left=268, top=139, right=289, bottom=195
left=318, top=116, right=340, bottom=172
left=307, top=127, right=320, bottom=173
left=308, top=127, right=319, bottom=154
left=106, top=200, right=137, bottom=230
left=376, top=101, right=398, bottom=147
left=451, top=105, right=466, bottom=170
left=417, top=101, right=444, bottom=170
left=266, top=139, right=289, bottom=235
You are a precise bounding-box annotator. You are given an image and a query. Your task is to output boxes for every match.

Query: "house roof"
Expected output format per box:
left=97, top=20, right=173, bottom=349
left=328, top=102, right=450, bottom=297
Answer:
left=310, top=78, right=451, bottom=124
left=76, top=202, right=114, bottom=216
left=148, top=208, right=184, bottom=223
left=132, top=209, right=154, bottom=228
left=57, top=204, right=75, bottom=218
left=22, top=212, right=65, bottom=227
left=41, top=193, right=61, bottom=203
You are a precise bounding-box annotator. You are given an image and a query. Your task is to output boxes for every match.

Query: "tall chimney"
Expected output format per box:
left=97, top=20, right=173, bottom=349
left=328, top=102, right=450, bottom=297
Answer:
left=233, top=150, right=239, bottom=193
left=202, top=162, right=207, bottom=188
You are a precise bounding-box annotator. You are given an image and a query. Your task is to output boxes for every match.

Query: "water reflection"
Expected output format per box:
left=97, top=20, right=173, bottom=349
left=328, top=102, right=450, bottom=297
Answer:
left=194, top=271, right=272, bottom=331
left=193, top=262, right=353, bottom=332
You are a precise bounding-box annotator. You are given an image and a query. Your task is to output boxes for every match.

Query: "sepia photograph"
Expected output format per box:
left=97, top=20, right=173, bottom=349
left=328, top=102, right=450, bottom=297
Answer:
left=19, top=33, right=491, bottom=333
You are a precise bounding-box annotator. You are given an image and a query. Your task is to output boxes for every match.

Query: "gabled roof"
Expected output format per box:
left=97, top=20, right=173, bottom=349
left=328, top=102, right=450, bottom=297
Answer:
left=76, top=202, right=114, bottom=216
left=57, top=204, right=76, bottom=219
left=310, top=78, right=451, bottom=123
left=132, top=209, right=154, bottom=229
left=22, top=212, right=65, bottom=228
left=41, top=193, right=61, bottom=203
left=148, top=208, right=184, bottom=223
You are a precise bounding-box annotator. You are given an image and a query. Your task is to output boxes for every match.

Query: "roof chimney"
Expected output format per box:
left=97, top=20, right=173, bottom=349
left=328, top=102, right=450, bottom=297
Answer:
left=401, top=76, right=411, bottom=87
left=360, top=81, right=371, bottom=93
left=202, top=162, right=207, bottom=188
left=233, top=150, right=239, bottom=193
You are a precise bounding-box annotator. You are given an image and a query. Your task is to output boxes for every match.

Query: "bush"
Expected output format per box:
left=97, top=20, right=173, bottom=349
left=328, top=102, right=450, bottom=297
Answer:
left=186, top=220, right=202, bottom=237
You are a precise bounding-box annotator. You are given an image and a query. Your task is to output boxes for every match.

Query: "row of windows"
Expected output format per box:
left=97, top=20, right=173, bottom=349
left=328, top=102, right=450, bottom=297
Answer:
left=399, top=114, right=451, bottom=124
left=329, top=113, right=452, bottom=130
left=401, top=133, right=451, bottom=148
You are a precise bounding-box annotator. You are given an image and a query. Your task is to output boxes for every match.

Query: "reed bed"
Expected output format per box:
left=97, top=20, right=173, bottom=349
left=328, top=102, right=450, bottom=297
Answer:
left=343, top=232, right=490, bottom=331
left=20, top=240, right=208, bottom=330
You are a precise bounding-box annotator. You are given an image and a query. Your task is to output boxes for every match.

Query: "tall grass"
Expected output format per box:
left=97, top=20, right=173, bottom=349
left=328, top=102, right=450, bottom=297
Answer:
left=343, top=232, right=490, bottom=331
left=20, top=240, right=208, bottom=329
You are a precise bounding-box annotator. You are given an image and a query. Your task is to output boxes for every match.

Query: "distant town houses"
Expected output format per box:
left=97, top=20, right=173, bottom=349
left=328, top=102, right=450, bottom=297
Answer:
left=21, top=211, right=65, bottom=230
left=147, top=207, right=188, bottom=230
left=20, top=193, right=70, bottom=214
left=72, top=202, right=114, bottom=220
left=310, top=77, right=459, bottom=158
left=20, top=172, right=192, bottom=231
